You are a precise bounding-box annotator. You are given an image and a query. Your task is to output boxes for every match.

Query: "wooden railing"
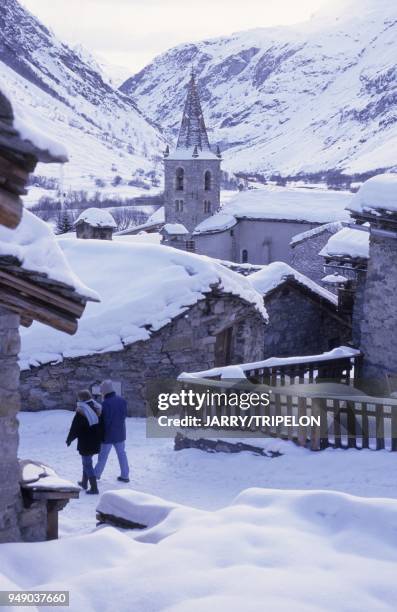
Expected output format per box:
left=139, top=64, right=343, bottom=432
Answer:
left=178, top=348, right=397, bottom=451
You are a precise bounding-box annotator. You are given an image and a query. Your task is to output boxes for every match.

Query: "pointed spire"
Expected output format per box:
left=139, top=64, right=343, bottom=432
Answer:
left=164, top=144, right=170, bottom=158
left=192, top=145, right=199, bottom=158
left=176, top=71, right=211, bottom=152
left=216, top=145, right=222, bottom=159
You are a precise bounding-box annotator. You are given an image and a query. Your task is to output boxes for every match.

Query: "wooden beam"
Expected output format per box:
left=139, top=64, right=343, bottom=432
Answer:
left=0, top=186, right=22, bottom=229
left=0, top=269, right=85, bottom=318
left=0, top=286, right=78, bottom=334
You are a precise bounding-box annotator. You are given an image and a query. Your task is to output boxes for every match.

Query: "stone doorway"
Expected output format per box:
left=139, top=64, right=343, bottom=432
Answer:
left=214, top=327, right=233, bottom=367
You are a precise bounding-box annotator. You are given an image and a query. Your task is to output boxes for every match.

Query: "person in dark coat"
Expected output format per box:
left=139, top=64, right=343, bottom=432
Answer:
left=66, top=389, right=103, bottom=495
left=94, top=380, right=130, bottom=483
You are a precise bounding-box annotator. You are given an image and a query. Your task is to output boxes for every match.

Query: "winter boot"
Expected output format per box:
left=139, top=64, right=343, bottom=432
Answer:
left=78, top=472, right=88, bottom=490
left=86, top=476, right=99, bottom=495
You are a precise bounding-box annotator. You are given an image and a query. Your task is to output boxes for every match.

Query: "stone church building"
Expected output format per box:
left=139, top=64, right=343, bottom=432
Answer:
left=162, top=72, right=352, bottom=264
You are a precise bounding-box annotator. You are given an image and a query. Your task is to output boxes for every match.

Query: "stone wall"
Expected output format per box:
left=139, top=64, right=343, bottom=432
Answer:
left=21, top=294, right=265, bottom=416
left=0, top=307, right=22, bottom=542
left=163, top=157, right=221, bottom=237
left=359, top=232, right=397, bottom=392
left=351, top=270, right=367, bottom=348
left=263, top=285, right=351, bottom=359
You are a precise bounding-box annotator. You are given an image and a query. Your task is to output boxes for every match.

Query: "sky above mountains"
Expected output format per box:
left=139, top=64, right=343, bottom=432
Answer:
left=20, top=0, right=331, bottom=75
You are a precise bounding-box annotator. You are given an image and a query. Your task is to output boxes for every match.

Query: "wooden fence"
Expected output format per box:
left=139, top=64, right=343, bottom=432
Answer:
left=179, top=350, right=397, bottom=451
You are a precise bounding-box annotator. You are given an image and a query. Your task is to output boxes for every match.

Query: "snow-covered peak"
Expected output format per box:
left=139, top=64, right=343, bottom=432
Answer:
left=122, top=0, right=397, bottom=178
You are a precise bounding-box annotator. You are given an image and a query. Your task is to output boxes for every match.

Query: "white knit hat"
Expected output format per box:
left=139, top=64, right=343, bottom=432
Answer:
left=100, top=380, right=114, bottom=395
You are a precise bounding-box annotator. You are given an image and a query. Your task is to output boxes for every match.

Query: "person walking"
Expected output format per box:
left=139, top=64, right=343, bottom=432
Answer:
left=66, top=390, right=103, bottom=495
left=94, top=380, right=130, bottom=483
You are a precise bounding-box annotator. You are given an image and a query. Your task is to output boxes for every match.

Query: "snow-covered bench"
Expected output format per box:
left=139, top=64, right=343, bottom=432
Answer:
left=20, top=460, right=80, bottom=541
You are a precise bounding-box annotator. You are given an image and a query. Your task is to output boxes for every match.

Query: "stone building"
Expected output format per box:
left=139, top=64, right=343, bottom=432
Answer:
left=20, top=239, right=267, bottom=416
left=75, top=207, right=116, bottom=240
left=0, top=88, right=94, bottom=542
left=162, top=71, right=222, bottom=252
left=319, top=226, right=369, bottom=348
left=249, top=262, right=351, bottom=358
left=290, top=221, right=345, bottom=284
left=347, top=174, right=397, bottom=393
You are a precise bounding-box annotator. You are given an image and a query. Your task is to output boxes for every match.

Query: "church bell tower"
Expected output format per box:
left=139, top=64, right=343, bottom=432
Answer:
left=162, top=71, right=221, bottom=251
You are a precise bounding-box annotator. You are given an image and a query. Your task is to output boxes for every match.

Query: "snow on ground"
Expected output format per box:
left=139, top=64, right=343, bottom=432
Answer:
left=4, top=410, right=397, bottom=611
left=17, top=411, right=397, bottom=536
left=19, top=240, right=266, bottom=370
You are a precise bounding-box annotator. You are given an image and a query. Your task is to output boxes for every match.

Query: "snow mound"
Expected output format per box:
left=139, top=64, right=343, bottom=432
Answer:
left=75, top=208, right=116, bottom=228
left=320, top=226, right=370, bottom=260
left=2, top=487, right=397, bottom=611
left=0, top=209, right=97, bottom=300
left=19, top=240, right=267, bottom=370
left=349, top=173, right=397, bottom=215
left=98, top=489, right=205, bottom=543
left=249, top=261, right=337, bottom=304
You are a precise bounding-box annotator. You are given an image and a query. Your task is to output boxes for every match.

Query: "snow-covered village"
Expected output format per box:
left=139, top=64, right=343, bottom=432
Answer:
left=0, top=0, right=397, bottom=610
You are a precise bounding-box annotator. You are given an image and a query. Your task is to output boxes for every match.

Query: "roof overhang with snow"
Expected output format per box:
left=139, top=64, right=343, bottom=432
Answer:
left=0, top=210, right=98, bottom=334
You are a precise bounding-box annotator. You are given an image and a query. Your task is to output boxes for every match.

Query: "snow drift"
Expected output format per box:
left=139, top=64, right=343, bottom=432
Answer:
left=1, top=487, right=397, bottom=611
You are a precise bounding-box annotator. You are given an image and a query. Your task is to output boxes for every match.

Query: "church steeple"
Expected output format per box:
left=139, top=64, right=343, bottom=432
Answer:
left=176, top=71, right=211, bottom=152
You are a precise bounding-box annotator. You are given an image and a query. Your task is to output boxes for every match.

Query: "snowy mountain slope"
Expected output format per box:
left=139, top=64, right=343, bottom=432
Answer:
left=0, top=0, right=165, bottom=197
left=121, top=0, right=397, bottom=178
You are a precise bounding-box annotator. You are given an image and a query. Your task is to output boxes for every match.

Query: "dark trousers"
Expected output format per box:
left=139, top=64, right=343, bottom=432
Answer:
left=81, top=454, right=95, bottom=478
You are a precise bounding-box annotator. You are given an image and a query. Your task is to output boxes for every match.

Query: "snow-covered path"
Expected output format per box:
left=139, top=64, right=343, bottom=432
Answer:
left=18, top=411, right=397, bottom=537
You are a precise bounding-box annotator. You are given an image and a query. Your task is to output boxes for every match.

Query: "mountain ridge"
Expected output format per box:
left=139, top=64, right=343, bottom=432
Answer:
left=121, top=1, right=397, bottom=179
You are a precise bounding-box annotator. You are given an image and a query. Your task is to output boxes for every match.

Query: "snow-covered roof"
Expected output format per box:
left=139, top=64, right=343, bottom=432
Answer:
left=162, top=223, right=189, bottom=235
left=75, top=208, right=117, bottom=229
left=322, top=273, right=349, bottom=284
left=0, top=84, right=68, bottom=163
left=290, top=221, right=345, bottom=247
left=20, top=240, right=267, bottom=370
left=0, top=209, right=97, bottom=300
left=192, top=186, right=352, bottom=234
left=194, top=213, right=237, bottom=235
left=249, top=261, right=337, bottom=306
left=320, top=226, right=370, bottom=260
left=348, top=174, right=397, bottom=216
